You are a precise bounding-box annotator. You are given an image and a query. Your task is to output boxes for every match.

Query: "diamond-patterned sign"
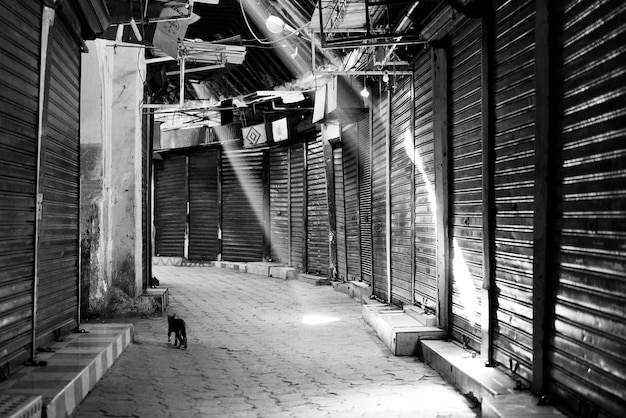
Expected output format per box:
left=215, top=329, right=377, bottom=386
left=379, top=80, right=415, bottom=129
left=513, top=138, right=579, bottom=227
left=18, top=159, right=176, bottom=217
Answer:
left=242, top=123, right=268, bottom=148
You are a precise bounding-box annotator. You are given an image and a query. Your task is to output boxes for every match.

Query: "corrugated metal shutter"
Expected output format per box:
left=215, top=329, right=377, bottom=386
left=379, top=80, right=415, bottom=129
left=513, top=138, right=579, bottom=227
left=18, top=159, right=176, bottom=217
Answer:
left=290, top=143, right=305, bottom=270
left=548, top=2, right=626, bottom=416
left=390, top=76, right=413, bottom=305
left=449, top=17, right=483, bottom=351
left=221, top=148, right=265, bottom=262
left=154, top=154, right=186, bottom=256
left=269, top=146, right=289, bottom=263
left=372, top=95, right=388, bottom=299
left=358, top=111, right=373, bottom=285
left=36, top=13, right=81, bottom=345
left=0, top=1, right=40, bottom=369
left=188, top=150, right=219, bottom=260
left=342, top=123, right=361, bottom=281
left=306, top=137, right=329, bottom=276
left=333, top=145, right=347, bottom=280
left=492, top=0, right=536, bottom=381
left=413, top=50, right=437, bottom=311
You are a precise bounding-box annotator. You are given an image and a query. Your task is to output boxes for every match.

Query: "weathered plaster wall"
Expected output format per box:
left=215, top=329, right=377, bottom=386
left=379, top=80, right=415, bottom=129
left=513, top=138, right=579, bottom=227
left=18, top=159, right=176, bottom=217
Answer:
left=80, top=40, right=146, bottom=316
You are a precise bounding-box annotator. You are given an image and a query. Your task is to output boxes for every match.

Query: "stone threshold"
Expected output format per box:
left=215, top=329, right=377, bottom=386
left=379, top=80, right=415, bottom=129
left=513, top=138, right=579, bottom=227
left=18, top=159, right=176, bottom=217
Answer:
left=360, top=301, right=566, bottom=417
left=0, top=323, right=133, bottom=418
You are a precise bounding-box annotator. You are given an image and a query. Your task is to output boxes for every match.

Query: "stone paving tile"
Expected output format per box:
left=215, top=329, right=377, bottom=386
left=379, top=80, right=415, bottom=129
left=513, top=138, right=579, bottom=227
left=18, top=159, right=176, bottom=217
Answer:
left=72, top=266, right=478, bottom=417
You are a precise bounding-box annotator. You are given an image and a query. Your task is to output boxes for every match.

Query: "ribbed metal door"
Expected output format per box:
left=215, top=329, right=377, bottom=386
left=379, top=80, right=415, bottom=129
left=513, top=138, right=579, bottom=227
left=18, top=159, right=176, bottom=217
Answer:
left=449, top=17, right=483, bottom=351
left=413, top=51, right=437, bottom=311
left=492, top=0, right=536, bottom=381
left=390, top=76, right=413, bottom=305
left=269, top=146, right=289, bottom=263
left=221, top=149, right=265, bottom=262
left=342, top=123, right=361, bottom=281
left=188, top=150, right=219, bottom=261
left=154, top=154, right=186, bottom=256
left=358, top=111, right=373, bottom=285
left=372, top=95, right=388, bottom=299
left=333, top=146, right=347, bottom=280
left=36, top=13, right=81, bottom=345
left=290, top=143, right=305, bottom=270
left=0, top=1, right=40, bottom=369
left=547, top=2, right=626, bottom=416
left=306, top=137, right=329, bottom=276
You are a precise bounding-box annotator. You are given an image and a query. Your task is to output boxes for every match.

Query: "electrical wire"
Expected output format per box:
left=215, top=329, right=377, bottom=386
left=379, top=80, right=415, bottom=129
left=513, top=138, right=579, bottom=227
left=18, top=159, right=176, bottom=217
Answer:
left=239, top=0, right=311, bottom=45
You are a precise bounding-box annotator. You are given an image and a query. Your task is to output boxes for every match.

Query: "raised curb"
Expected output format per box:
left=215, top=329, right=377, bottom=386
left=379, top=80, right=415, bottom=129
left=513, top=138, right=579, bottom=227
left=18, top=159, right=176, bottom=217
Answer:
left=296, top=273, right=331, bottom=286
left=0, top=323, right=133, bottom=418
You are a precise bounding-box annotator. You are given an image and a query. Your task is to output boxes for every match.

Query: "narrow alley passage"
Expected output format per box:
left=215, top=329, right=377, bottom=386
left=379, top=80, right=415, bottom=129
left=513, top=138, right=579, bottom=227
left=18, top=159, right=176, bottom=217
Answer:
left=73, top=266, right=478, bottom=417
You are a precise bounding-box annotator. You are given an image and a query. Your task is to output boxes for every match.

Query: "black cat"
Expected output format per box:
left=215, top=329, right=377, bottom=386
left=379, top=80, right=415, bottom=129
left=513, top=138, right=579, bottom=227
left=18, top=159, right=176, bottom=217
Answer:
left=167, top=314, right=187, bottom=349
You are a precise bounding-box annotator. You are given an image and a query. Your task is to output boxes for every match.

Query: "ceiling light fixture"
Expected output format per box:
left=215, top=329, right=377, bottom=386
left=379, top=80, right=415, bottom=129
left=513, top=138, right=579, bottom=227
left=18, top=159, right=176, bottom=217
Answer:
left=265, top=15, right=285, bottom=34
left=382, top=70, right=390, bottom=83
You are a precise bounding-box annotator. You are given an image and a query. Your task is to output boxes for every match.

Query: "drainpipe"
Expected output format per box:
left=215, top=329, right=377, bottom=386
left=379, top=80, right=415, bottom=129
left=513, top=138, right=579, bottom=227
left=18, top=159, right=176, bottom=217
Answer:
left=386, top=87, right=392, bottom=304
left=32, top=2, right=56, bottom=361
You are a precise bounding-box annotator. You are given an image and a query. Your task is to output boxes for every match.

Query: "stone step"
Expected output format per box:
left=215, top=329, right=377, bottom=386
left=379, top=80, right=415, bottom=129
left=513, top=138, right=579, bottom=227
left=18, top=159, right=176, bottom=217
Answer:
left=421, top=340, right=566, bottom=418
left=0, top=323, right=133, bottom=418
left=296, top=274, right=331, bottom=286
left=362, top=302, right=446, bottom=356
left=142, top=286, right=169, bottom=314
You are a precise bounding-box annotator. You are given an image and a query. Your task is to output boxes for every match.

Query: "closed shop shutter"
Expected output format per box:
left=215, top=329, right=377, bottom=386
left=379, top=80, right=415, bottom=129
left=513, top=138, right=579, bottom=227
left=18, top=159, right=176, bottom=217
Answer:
left=290, top=143, right=305, bottom=270
left=221, top=149, right=265, bottom=262
left=269, top=146, right=289, bottom=263
left=358, top=111, right=373, bottom=284
left=333, top=146, right=347, bottom=280
left=36, top=13, right=81, bottom=345
left=492, top=0, right=536, bottom=381
left=188, top=150, right=219, bottom=260
left=0, top=1, right=40, bottom=369
left=413, top=50, right=437, bottom=311
left=306, top=137, right=329, bottom=276
left=342, top=123, right=361, bottom=281
left=449, top=17, right=483, bottom=351
left=390, top=76, right=413, bottom=305
left=548, top=2, right=626, bottom=416
left=372, top=96, right=388, bottom=299
left=154, top=154, right=186, bottom=256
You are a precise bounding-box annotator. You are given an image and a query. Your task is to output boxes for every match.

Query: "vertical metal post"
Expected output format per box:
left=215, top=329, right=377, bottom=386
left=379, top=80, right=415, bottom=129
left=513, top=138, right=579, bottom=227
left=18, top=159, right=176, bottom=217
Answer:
left=32, top=4, right=56, bottom=360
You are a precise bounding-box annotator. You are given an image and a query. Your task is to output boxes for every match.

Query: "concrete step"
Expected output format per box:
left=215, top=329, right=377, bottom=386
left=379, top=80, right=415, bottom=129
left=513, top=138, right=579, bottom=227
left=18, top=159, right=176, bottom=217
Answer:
left=296, top=274, right=331, bottom=286
left=211, top=261, right=248, bottom=272
left=142, top=286, right=169, bottom=314
left=332, top=280, right=373, bottom=304
left=0, top=323, right=133, bottom=418
left=421, top=340, right=566, bottom=418
left=362, top=302, right=446, bottom=356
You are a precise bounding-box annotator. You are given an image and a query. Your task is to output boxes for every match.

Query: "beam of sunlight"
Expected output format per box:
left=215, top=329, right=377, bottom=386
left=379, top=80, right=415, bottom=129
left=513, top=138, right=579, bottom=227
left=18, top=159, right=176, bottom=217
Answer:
left=302, top=314, right=341, bottom=325
left=220, top=141, right=271, bottom=252
left=452, top=239, right=479, bottom=326
left=407, top=130, right=437, bottom=215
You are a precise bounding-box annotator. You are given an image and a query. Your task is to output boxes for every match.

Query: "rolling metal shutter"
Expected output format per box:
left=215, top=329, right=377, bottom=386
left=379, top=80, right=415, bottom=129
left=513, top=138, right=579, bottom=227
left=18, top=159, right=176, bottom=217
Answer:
left=188, top=150, right=219, bottom=261
left=413, top=50, right=437, bottom=311
left=449, top=17, right=483, bottom=351
left=221, top=148, right=265, bottom=262
left=36, top=12, right=82, bottom=346
left=269, top=146, right=289, bottom=263
left=372, top=95, right=388, bottom=300
left=154, top=154, right=186, bottom=257
left=390, top=76, right=413, bottom=305
left=290, top=143, right=305, bottom=270
left=548, top=2, right=626, bottom=416
left=342, top=123, right=361, bottom=281
left=0, top=1, right=40, bottom=369
left=333, top=146, right=347, bottom=280
left=306, top=137, right=329, bottom=276
left=492, top=0, right=536, bottom=381
left=358, top=111, right=373, bottom=285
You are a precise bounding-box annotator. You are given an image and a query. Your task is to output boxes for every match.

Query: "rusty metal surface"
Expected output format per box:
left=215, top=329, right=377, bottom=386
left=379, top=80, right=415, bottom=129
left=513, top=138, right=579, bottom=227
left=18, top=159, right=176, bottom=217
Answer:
left=306, top=137, right=329, bottom=276
left=548, top=1, right=626, bottom=416
left=188, top=150, right=219, bottom=261
left=448, top=16, right=484, bottom=352
left=492, top=0, right=536, bottom=383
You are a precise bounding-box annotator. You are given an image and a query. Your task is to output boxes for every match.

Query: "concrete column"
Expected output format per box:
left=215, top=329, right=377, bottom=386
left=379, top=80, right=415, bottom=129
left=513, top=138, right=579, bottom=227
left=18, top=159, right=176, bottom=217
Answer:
left=80, top=40, right=146, bottom=315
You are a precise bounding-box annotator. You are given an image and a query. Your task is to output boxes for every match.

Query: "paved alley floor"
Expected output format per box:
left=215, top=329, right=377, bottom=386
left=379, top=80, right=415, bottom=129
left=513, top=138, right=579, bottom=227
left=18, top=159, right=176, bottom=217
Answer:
left=73, top=266, right=479, bottom=418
